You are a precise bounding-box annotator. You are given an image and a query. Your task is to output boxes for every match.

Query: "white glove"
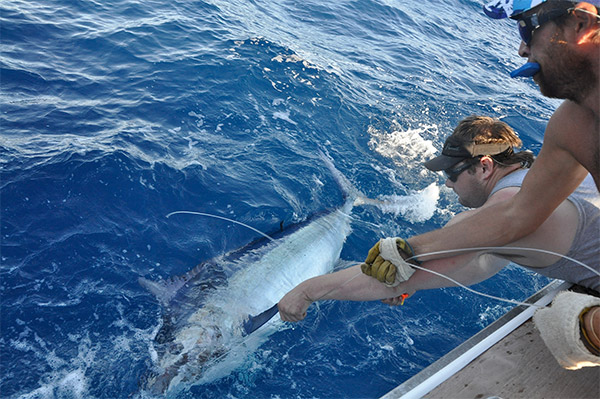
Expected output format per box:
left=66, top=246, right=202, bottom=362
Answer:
left=533, top=291, right=600, bottom=370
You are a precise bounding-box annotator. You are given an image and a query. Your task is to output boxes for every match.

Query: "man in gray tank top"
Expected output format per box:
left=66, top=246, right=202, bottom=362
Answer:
left=278, top=115, right=600, bottom=368
left=420, top=116, right=600, bottom=292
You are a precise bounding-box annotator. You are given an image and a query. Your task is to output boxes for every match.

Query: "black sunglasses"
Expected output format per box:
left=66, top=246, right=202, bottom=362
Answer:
left=517, top=8, right=572, bottom=45
left=444, top=158, right=480, bottom=182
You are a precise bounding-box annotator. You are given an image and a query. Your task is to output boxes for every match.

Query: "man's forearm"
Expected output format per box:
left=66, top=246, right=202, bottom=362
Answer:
left=278, top=265, right=406, bottom=322
left=303, top=265, right=403, bottom=302
left=406, top=252, right=508, bottom=291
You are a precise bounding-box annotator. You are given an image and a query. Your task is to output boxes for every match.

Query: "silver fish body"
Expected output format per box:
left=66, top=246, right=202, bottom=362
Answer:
left=140, top=155, right=357, bottom=394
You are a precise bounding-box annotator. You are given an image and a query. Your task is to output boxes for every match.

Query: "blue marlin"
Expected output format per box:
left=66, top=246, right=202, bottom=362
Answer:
left=139, top=153, right=360, bottom=395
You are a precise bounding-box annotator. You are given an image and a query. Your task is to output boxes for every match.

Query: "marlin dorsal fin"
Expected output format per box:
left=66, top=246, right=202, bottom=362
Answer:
left=138, top=260, right=214, bottom=305
left=138, top=277, right=187, bottom=305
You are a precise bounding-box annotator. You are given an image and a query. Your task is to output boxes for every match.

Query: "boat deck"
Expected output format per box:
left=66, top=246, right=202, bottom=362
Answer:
left=382, top=281, right=600, bottom=399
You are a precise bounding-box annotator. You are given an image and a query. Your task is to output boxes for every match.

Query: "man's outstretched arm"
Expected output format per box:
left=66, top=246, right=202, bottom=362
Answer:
left=278, top=248, right=507, bottom=322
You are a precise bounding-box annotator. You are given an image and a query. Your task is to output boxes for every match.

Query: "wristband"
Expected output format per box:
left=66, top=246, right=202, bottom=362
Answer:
left=402, top=240, right=421, bottom=265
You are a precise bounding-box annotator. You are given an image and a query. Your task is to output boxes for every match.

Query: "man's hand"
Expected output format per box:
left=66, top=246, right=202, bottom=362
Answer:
left=381, top=290, right=415, bottom=306
left=278, top=285, right=313, bottom=322
left=360, top=254, right=397, bottom=285
left=361, top=238, right=417, bottom=287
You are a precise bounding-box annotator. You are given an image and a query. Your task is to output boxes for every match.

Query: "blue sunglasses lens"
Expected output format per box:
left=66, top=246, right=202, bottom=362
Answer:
left=517, top=9, right=571, bottom=45
left=518, top=19, right=533, bottom=44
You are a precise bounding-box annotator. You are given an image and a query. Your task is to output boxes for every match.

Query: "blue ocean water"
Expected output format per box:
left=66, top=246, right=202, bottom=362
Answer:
left=1, top=0, right=559, bottom=398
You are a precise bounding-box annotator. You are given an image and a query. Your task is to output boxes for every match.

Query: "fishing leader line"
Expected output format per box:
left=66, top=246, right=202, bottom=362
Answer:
left=166, top=211, right=276, bottom=242
left=406, top=247, right=600, bottom=278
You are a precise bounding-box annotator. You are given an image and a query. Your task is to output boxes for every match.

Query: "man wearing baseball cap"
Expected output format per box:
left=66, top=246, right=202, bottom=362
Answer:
left=278, top=117, right=598, bottom=333
left=360, top=1, right=600, bottom=369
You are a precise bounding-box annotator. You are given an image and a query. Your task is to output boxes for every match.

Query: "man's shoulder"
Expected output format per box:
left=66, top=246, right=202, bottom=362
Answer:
left=547, top=100, right=597, bottom=179
left=488, top=169, right=528, bottom=200
left=486, top=185, right=520, bottom=206
left=554, top=99, right=589, bottom=114
left=549, top=101, right=595, bottom=136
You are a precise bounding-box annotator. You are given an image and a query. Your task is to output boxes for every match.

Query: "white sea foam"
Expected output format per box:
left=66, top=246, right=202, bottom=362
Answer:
left=376, top=183, right=439, bottom=223
left=368, top=122, right=438, bottom=166
left=272, top=110, right=297, bottom=125
left=16, top=369, right=89, bottom=399
left=356, top=183, right=439, bottom=223
left=363, top=122, right=443, bottom=222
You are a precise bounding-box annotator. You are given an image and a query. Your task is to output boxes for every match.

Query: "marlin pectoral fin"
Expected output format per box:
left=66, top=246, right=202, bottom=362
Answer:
left=242, top=304, right=279, bottom=336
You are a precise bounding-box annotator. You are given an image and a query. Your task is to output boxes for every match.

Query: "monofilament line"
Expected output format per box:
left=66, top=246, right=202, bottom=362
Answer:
left=406, top=247, right=600, bottom=278
left=166, top=211, right=276, bottom=242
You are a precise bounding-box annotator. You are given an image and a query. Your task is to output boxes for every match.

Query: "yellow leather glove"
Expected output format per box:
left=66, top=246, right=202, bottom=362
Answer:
left=361, top=249, right=396, bottom=285
left=360, top=238, right=418, bottom=286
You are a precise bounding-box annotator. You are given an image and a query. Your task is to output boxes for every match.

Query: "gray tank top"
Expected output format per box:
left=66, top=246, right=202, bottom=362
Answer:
left=490, top=169, right=600, bottom=291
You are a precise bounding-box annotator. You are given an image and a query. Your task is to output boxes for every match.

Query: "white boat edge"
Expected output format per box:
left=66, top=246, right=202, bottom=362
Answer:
left=381, top=279, right=572, bottom=399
